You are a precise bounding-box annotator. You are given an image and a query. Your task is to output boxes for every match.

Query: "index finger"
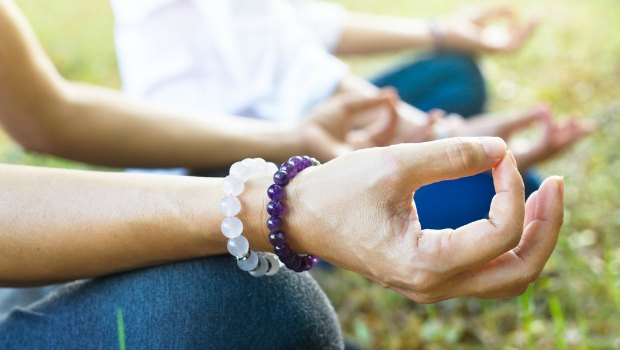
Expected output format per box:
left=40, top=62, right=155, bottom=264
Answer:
left=415, top=151, right=525, bottom=274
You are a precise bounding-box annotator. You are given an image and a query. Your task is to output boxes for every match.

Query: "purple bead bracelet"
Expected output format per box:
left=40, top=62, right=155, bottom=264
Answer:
left=266, top=155, right=320, bottom=272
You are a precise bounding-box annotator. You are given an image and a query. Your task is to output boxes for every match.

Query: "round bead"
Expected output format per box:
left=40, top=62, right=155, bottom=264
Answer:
left=268, top=231, right=286, bottom=246
left=274, top=243, right=291, bottom=257
left=301, top=156, right=312, bottom=169
left=266, top=201, right=284, bottom=217
left=223, top=175, right=244, bottom=196
left=273, top=171, right=289, bottom=186
left=264, top=254, right=282, bottom=276
left=242, top=158, right=261, bottom=175
left=227, top=236, right=249, bottom=257
left=250, top=255, right=270, bottom=277
left=221, top=217, right=243, bottom=238
left=301, top=255, right=314, bottom=271
left=237, top=250, right=259, bottom=271
left=229, top=162, right=252, bottom=182
left=219, top=195, right=241, bottom=217
left=288, top=156, right=304, bottom=172
left=253, top=158, right=268, bottom=175
left=266, top=216, right=282, bottom=231
left=266, top=162, right=279, bottom=176
left=286, top=255, right=304, bottom=272
left=280, top=161, right=298, bottom=177
left=267, top=184, right=285, bottom=201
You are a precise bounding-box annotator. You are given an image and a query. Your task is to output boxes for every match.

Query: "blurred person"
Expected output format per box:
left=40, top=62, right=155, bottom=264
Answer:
left=110, top=0, right=591, bottom=231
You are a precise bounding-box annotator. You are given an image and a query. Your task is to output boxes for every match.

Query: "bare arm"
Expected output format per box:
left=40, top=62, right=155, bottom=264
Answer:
left=0, top=163, right=271, bottom=286
left=0, top=138, right=565, bottom=303
left=0, top=0, right=303, bottom=169
left=334, top=6, right=538, bottom=56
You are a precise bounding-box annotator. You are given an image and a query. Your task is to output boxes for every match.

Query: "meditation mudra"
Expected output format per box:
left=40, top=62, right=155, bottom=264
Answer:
left=0, top=0, right=580, bottom=348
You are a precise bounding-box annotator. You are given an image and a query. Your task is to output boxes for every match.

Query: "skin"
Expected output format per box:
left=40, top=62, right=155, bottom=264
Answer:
left=0, top=137, right=565, bottom=305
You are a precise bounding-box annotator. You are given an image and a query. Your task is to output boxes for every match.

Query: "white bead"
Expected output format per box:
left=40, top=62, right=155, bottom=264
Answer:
left=221, top=217, right=243, bottom=238
left=242, top=158, right=261, bottom=176
left=266, top=162, right=278, bottom=176
left=229, top=162, right=251, bottom=182
left=222, top=175, right=244, bottom=196
left=237, top=250, right=259, bottom=271
left=250, top=255, right=269, bottom=277
left=219, top=195, right=241, bottom=217
left=264, top=253, right=282, bottom=276
left=227, top=236, right=249, bottom=258
left=253, top=158, right=268, bottom=175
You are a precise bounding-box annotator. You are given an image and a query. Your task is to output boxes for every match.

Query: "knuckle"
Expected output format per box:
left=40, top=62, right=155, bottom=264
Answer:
left=446, top=138, right=480, bottom=171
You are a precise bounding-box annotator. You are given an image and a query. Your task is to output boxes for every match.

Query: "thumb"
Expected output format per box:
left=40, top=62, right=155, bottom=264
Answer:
left=387, top=137, right=507, bottom=188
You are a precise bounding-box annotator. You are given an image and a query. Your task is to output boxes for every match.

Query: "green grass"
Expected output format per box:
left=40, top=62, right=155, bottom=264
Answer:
left=10, top=0, right=620, bottom=348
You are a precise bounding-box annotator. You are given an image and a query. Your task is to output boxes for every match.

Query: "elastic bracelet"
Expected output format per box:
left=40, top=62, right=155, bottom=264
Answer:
left=266, top=155, right=321, bottom=273
left=220, top=158, right=282, bottom=277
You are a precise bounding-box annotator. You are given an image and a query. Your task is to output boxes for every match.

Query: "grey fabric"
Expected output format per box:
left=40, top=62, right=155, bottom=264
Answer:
left=0, top=256, right=343, bottom=349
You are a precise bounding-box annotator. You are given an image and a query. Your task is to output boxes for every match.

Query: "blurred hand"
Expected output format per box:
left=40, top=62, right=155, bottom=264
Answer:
left=512, top=113, right=596, bottom=171
left=300, top=89, right=399, bottom=161
left=436, top=5, right=539, bottom=54
left=286, top=137, right=564, bottom=303
left=454, top=104, right=551, bottom=139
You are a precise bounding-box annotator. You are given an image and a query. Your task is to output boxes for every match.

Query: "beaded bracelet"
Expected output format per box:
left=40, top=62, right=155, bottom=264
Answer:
left=220, top=158, right=282, bottom=277
left=266, top=156, right=321, bottom=273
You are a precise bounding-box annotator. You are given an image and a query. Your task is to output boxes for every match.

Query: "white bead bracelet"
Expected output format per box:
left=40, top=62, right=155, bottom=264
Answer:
left=220, top=158, right=282, bottom=277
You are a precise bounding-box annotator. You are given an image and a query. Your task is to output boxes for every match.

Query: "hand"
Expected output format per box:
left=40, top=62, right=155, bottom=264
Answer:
left=454, top=104, right=551, bottom=139
left=436, top=5, right=539, bottom=54
left=300, top=90, right=399, bottom=161
left=512, top=114, right=596, bottom=171
left=286, top=137, right=564, bottom=303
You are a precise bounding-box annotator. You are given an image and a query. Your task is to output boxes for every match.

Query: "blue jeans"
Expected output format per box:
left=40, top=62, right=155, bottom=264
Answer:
left=0, top=257, right=343, bottom=349
left=373, top=52, right=541, bottom=229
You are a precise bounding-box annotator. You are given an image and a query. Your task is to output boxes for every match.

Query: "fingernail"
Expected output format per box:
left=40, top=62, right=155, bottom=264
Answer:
left=479, top=137, right=507, bottom=161
left=548, top=175, right=565, bottom=198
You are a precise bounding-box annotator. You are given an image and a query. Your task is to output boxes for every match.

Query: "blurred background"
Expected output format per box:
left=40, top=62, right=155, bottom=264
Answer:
left=7, top=0, right=620, bottom=348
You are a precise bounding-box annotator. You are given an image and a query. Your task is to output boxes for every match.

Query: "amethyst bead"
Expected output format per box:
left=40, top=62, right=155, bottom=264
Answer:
left=286, top=255, right=304, bottom=272
left=301, top=255, right=314, bottom=271
left=280, top=161, right=298, bottom=177
left=273, top=170, right=289, bottom=186
left=266, top=216, right=282, bottom=231
left=288, top=156, right=304, bottom=172
left=268, top=231, right=286, bottom=246
left=274, top=243, right=292, bottom=257
left=300, top=156, right=312, bottom=169
left=266, top=200, right=284, bottom=217
left=267, top=184, right=285, bottom=201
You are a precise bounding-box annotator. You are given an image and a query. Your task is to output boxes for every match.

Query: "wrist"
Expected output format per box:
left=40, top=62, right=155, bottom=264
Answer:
left=237, top=175, right=273, bottom=253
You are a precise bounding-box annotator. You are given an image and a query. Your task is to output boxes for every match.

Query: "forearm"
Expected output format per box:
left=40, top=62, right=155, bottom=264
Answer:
left=335, top=13, right=434, bottom=55
left=42, top=83, right=302, bottom=168
left=0, top=164, right=272, bottom=286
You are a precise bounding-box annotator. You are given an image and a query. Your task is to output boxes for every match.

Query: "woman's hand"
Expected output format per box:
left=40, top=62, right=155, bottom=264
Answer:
left=299, top=90, right=399, bottom=161
left=285, top=137, right=564, bottom=302
left=436, top=5, right=539, bottom=54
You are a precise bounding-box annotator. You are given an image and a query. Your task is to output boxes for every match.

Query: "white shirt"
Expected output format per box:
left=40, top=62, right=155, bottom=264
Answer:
left=110, top=0, right=348, bottom=123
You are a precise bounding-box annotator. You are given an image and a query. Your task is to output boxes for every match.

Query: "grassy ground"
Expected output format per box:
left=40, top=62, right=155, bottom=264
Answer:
left=9, top=0, right=620, bottom=348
